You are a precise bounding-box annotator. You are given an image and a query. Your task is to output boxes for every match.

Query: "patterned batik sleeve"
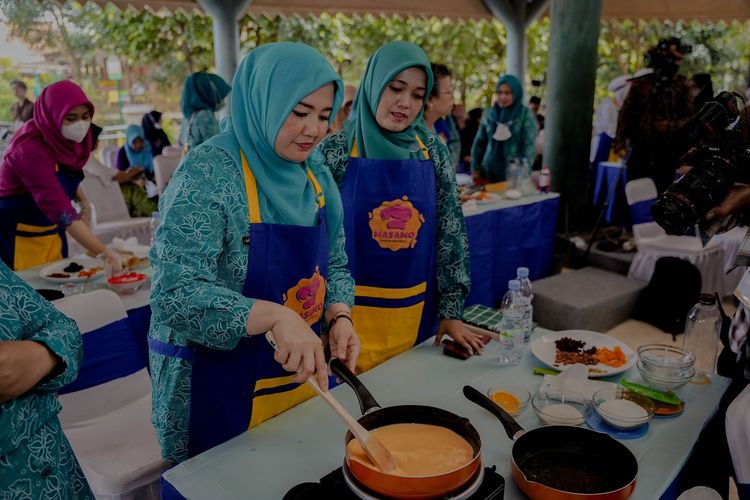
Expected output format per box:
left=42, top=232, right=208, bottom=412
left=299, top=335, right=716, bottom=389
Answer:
left=317, top=131, right=350, bottom=188
left=325, top=222, right=354, bottom=309
left=149, top=146, right=255, bottom=349
left=0, top=263, right=82, bottom=391
left=428, top=137, right=471, bottom=320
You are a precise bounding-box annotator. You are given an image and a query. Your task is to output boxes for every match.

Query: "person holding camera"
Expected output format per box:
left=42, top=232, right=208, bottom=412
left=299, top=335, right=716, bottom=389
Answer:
left=615, top=37, right=694, bottom=193
left=672, top=184, right=750, bottom=498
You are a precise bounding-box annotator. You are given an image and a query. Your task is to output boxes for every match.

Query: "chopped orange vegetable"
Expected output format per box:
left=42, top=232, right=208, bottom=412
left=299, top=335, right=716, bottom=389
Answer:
left=595, top=346, right=627, bottom=367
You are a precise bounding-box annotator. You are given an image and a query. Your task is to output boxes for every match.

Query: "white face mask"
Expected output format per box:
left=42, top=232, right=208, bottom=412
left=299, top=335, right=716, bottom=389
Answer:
left=61, top=119, right=91, bottom=143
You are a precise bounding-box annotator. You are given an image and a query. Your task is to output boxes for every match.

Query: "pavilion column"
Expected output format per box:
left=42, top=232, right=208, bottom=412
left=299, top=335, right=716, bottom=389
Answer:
left=196, top=0, right=252, bottom=108
left=483, top=0, right=548, bottom=81
left=543, top=0, right=601, bottom=231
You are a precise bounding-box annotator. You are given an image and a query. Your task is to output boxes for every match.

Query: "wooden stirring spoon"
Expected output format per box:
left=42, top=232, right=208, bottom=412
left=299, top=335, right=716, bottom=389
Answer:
left=264, top=332, right=399, bottom=474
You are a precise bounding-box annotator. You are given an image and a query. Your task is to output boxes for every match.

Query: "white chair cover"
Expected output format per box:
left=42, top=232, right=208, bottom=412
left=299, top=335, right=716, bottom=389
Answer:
left=80, top=170, right=130, bottom=224
left=76, top=172, right=151, bottom=253
left=100, top=146, right=119, bottom=169
left=625, top=178, right=742, bottom=295
left=154, top=154, right=181, bottom=195
left=54, top=290, right=167, bottom=500
left=161, top=145, right=183, bottom=157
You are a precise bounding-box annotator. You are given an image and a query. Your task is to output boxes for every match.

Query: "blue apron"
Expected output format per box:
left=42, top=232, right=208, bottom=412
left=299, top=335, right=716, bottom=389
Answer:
left=341, top=136, right=439, bottom=372
left=0, top=167, right=83, bottom=270
left=150, top=150, right=329, bottom=459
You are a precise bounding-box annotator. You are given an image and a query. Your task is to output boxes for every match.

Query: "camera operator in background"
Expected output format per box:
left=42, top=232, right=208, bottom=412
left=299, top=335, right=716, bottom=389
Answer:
left=615, top=37, right=694, bottom=193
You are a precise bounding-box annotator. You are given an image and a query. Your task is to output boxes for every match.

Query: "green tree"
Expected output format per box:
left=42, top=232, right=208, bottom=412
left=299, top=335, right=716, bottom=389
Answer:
left=0, top=0, right=100, bottom=81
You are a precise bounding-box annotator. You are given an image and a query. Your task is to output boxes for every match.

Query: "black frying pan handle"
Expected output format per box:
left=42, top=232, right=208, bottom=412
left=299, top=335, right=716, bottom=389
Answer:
left=329, top=358, right=382, bottom=415
left=463, top=385, right=525, bottom=441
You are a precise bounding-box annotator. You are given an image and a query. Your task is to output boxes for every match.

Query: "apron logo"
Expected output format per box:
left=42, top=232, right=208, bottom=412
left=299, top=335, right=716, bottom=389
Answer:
left=369, top=196, right=424, bottom=251
left=283, top=267, right=326, bottom=326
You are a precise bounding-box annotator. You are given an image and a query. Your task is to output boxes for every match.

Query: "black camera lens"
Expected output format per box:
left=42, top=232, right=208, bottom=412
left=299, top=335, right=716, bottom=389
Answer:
left=651, top=156, right=736, bottom=235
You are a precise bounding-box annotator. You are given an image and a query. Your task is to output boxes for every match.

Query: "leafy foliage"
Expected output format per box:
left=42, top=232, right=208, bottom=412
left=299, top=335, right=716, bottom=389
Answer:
left=2, top=1, right=750, bottom=121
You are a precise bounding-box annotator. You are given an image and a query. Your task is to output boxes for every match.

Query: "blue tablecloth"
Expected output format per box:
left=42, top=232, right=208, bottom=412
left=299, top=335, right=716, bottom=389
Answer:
left=593, top=161, right=629, bottom=225
left=464, top=194, right=559, bottom=307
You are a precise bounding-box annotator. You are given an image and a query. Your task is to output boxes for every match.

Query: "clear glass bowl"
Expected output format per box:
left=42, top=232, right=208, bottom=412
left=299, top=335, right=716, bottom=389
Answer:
left=593, top=387, right=655, bottom=430
left=486, top=386, right=531, bottom=416
left=636, top=360, right=695, bottom=391
left=532, top=390, right=592, bottom=426
left=638, top=344, right=695, bottom=378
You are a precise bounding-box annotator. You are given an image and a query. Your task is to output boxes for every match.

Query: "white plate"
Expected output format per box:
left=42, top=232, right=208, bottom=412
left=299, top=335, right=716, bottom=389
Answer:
left=530, top=330, right=636, bottom=378
left=40, top=257, right=106, bottom=283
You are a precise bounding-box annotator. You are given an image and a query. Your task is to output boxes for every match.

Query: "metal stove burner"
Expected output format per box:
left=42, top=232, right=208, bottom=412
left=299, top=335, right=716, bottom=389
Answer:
left=342, top=461, right=486, bottom=500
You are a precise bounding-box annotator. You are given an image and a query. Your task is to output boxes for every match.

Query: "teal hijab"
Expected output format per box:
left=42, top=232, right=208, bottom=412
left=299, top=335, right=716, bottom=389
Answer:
left=180, top=71, right=231, bottom=119
left=343, top=41, right=434, bottom=160
left=490, top=74, right=524, bottom=124
left=124, top=124, right=153, bottom=174
left=204, top=42, right=344, bottom=243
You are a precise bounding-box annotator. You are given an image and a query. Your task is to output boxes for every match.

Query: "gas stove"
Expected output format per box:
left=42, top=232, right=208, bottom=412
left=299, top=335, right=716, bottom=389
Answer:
left=283, top=465, right=505, bottom=500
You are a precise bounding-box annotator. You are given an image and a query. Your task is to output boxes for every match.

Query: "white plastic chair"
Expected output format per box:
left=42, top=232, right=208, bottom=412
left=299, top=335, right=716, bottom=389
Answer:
left=76, top=168, right=151, bottom=250
left=625, top=178, right=741, bottom=295
left=161, top=145, right=183, bottom=157
left=153, top=154, right=181, bottom=195
left=99, top=146, right=119, bottom=169
left=55, top=290, right=167, bottom=500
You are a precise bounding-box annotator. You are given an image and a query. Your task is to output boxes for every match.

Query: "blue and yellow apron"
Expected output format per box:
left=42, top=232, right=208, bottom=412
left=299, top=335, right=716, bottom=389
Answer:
left=341, top=136, right=439, bottom=372
left=149, top=151, right=329, bottom=459
left=0, top=167, right=83, bottom=270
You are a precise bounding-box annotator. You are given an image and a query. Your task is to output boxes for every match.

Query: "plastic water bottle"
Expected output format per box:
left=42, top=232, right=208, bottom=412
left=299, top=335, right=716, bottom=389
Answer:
left=150, top=211, right=161, bottom=247
left=517, top=267, right=534, bottom=344
left=498, top=280, right=525, bottom=366
left=538, top=165, right=551, bottom=193
left=507, top=159, right=521, bottom=190
left=519, top=159, right=533, bottom=195
left=683, top=294, right=721, bottom=376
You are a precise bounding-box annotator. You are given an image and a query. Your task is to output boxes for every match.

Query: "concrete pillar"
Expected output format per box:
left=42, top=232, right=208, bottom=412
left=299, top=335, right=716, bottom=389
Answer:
left=483, top=0, right=548, bottom=81
left=196, top=0, right=252, bottom=111
left=543, top=0, right=602, bottom=231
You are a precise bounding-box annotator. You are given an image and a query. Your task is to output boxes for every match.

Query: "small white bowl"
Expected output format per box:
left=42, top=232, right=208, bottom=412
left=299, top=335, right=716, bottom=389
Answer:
left=532, top=390, right=592, bottom=426
left=593, top=388, right=655, bottom=430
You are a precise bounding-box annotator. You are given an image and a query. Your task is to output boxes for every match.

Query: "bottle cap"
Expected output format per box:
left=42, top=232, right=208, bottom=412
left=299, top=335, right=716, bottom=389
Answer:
left=517, top=267, right=529, bottom=278
left=698, top=293, right=716, bottom=305
left=508, top=279, right=521, bottom=291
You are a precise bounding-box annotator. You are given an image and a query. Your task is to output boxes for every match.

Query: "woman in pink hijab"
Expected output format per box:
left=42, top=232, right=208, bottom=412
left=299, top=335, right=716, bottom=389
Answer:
left=0, top=80, right=120, bottom=270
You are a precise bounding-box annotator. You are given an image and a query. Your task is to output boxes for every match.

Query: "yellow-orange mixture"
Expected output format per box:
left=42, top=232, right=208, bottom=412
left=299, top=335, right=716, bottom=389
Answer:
left=346, top=423, right=474, bottom=476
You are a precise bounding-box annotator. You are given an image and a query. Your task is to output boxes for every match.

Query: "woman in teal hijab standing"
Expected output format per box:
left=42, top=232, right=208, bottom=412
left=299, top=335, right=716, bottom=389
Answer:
left=179, top=71, right=231, bottom=150
left=471, top=74, right=538, bottom=182
left=149, top=43, right=359, bottom=465
left=318, top=41, right=483, bottom=374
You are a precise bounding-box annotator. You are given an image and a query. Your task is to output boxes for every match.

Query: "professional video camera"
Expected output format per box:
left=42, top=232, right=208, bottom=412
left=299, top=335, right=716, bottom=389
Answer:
left=651, top=91, right=750, bottom=235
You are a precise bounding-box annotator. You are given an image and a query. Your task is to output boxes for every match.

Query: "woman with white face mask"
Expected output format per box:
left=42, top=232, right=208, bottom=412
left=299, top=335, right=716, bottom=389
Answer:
left=0, top=80, right=121, bottom=271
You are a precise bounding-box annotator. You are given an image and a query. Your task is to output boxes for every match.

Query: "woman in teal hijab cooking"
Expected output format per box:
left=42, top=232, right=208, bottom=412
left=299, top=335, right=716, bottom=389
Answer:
left=149, top=42, right=359, bottom=465
left=318, top=41, right=482, bottom=374
left=471, top=74, right=538, bottom=182
left=179, top=71, right=231, bottom=150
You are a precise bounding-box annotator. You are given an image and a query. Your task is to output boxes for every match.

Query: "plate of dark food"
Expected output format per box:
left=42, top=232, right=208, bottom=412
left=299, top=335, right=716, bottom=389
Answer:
left=40, top=257, right=105, bottom=283
left=530, top=330, right=636, bottom=378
